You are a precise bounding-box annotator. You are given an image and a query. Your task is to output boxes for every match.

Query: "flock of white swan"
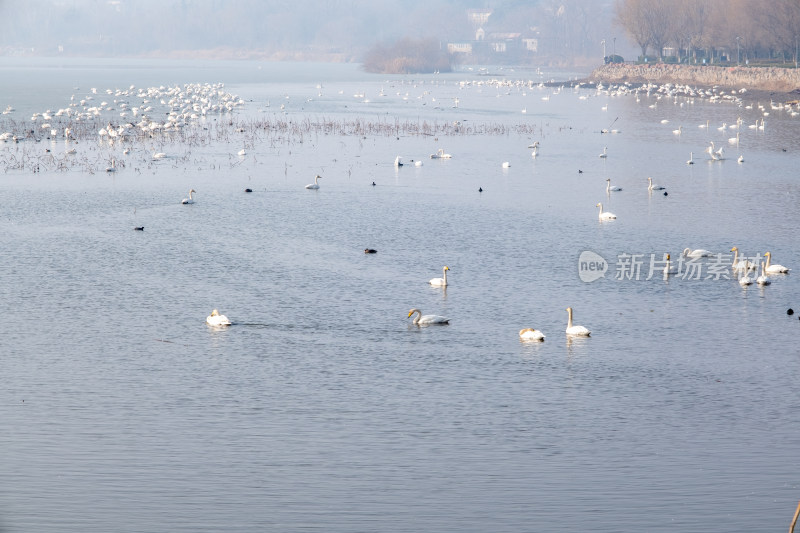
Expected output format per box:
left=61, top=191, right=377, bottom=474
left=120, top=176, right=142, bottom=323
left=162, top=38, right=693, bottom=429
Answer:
left=186, top=77, right=794, bottom=334
left=508, top=247, right=790, bottom=342
left=4, top=75, right=795, bottom=335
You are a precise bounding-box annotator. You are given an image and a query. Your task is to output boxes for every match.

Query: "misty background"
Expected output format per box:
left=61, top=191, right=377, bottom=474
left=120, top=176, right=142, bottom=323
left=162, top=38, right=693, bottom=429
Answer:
left=0, top=0, right=626, bottom=66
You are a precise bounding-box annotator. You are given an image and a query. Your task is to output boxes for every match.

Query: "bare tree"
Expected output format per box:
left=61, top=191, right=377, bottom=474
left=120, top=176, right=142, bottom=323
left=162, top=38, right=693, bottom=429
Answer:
left=614, top=0, right=651, bottom=59
left=641, top=0, right=673, bottom=60
left=764, top=0, right=800, bottom=64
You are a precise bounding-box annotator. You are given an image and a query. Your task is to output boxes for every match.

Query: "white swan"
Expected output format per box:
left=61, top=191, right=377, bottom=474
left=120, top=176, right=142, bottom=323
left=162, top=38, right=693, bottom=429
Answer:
left=706, top=141, right=724, bottom=161
left=663, top=254, right=678, bottom=275
left=407, top=308, right=450, bottom=325
left=599, top=146, right=608, bottom=158
left=606, top=179, right=622, bottom=192
left=672, top=125, right=683, bottom=135
left=237, top=148, right=246, bottom=156
left=756, top=262, right=771, bottom=285
left=153, top=152, right=166, bottom=159
left=429, top=265, right=450, bottom=286
left=737, top=154, right=744, bottom=163
left=730, top=247, right=756, bottom=272
left=738, top=270, right=754, bottom=286
left=596, top=202, right=616, bottom=220
left=394, top=155, right=404, bottom=167
left=305, top=175, right=322, bottom=189
left=182, top=189, right=196, bottom=204
left=764, top=251, right=790, bottom=273
left=502, top=161, right=511, bottom=168
left=647, top=177, right=665, bottom=190
left=565, top=307, right=591, bottom=336
left=687, top=151, right=694, bottom=164
left=683, top=248, right=713, bottom=258
left=519, top=328, right=545, bottom=341
left=430, top=148, right=452, bottom=159
left=206, top=309, right=231, bottom=326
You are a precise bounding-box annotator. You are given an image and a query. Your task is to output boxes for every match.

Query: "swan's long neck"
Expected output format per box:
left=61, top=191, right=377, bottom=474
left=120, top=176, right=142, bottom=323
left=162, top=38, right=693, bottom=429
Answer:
left=410, top=309, right=421, bottom=324
left=732, top=248, right=738, bottom=266
left=442, top=267, right=448, bottom=284
left=598, top=203, right=603, bottom=215
left=567, top=308, right=574, bottom=329
left=764, top=253, right=771, bottom=269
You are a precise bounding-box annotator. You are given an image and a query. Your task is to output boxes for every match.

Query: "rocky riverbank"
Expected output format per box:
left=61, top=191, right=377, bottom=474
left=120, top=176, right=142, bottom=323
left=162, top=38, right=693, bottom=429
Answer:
left=589, top=63, right=800, bottom=101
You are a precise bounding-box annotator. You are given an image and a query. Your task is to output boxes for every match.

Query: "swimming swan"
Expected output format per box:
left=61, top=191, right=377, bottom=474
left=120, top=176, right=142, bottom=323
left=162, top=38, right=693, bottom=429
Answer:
left=606, top=179, right=622, bottom=192
left=664, top=254, right=678, bottom=275
left=519, top=328, right=545, bottom=341
left=683, top=248, right=713, bottom=258
left=599, top=146, right=608, bottom=158
left=407, top=308, right=450, bottom=325
left=206, top=309, right=231, bottom=326
left=182, top=189, right=196, bottom=204
left=764, top=251, right=789, bottom=273
left=430, top=149, right=452, bottom=159
left=596, top=202, right=616, bottom=220
left=647, top=177, right=665, bottom=190
left=429, top=265, right=450, bottom=286
left=305, top=175, right=322, bottom=189
left=756, top=262, right=771, bottom=285
left=565, top=307, right=591, bottom=336
left=731, top=247, right=756, bottom=272
left=738, top=270, right=754, bottom=286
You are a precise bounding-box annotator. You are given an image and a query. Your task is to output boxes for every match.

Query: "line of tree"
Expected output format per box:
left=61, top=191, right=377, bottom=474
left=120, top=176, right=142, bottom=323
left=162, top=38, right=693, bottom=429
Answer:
left=362, top=38, right=452, bottom=74
left=615, top=0, right=800, bottom=65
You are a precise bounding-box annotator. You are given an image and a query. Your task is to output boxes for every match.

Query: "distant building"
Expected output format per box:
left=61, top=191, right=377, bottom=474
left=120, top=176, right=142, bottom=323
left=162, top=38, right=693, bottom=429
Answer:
left=447, top=42, right=473, bottom=54
left=447, top=10, right=539, bottom=63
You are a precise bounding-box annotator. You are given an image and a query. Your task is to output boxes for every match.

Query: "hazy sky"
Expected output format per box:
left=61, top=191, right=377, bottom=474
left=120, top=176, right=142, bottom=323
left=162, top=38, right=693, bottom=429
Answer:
left=0, top=0, right=623, bottom=62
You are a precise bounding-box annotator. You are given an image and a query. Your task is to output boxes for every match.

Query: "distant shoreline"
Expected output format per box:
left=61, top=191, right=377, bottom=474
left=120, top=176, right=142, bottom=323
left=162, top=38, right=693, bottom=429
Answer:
left=587, top=63, right=800, bottom=102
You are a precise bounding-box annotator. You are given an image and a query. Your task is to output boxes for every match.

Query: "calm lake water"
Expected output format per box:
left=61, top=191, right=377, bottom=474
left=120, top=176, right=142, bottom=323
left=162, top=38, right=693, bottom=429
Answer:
left=1, top=57, right=799, bottom=532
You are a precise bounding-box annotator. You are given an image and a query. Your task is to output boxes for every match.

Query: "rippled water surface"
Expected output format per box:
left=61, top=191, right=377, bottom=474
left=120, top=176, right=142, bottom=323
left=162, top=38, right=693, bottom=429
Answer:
left=1, top=58, right=799, bottom=532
